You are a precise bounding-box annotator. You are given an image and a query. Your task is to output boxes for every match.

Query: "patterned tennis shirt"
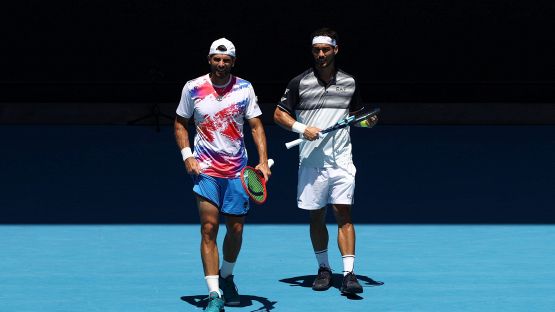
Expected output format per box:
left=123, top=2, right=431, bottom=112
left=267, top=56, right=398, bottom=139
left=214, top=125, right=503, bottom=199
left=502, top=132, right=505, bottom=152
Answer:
left=176, top=74, right=262, bottom=178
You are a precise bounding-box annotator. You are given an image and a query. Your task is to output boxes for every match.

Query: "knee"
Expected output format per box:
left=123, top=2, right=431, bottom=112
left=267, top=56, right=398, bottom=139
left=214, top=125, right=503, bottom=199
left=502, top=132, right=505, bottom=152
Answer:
left=227, top=223, right=244, bottom=238
left=336, top=215, right=353, bottom=227
left=338, top=221, right=354, bottom=231
left=201, top=222, right=218, bottom=241
left=310, top=208, right=327, bottom=224
left=335, top=214, right=353, bottom=228
left=333, top=205, right=352, bottom=225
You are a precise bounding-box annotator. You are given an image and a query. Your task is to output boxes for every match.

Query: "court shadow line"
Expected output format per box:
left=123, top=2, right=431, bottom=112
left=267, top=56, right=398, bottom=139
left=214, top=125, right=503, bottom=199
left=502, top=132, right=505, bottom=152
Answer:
left=279, top=273, right=384, bottom=300
left=181, top=294, right=277, bottom=311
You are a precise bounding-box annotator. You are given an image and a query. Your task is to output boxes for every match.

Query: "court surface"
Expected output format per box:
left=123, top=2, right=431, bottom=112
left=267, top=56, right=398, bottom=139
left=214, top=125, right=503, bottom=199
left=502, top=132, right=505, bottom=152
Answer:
left=2, top=224, right=554, bottom=311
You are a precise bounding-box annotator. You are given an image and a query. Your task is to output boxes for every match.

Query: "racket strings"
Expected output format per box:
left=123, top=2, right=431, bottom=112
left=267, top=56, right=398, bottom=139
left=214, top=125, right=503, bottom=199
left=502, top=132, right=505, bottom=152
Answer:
left=243, top=168, right=265, bottom=200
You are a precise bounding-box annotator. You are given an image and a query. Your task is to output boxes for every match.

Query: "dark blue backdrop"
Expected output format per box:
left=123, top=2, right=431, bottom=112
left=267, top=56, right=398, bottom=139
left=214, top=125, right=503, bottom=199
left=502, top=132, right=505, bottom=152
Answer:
left=1, top=124, right=553, bottom=224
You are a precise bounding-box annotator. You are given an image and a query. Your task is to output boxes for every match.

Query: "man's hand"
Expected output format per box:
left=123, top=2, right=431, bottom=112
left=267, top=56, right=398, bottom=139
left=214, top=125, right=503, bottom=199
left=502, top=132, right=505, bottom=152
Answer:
left=184, top=157, right=201, bottom=175
left=304, top=126, right=321, bottom=141
left=255, top=161, right=272, bottom=182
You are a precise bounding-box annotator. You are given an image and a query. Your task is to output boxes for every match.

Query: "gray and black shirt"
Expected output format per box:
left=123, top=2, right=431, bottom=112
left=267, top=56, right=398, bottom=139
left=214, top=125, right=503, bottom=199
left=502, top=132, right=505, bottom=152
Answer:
left=278, top=67, right=364, bottom=168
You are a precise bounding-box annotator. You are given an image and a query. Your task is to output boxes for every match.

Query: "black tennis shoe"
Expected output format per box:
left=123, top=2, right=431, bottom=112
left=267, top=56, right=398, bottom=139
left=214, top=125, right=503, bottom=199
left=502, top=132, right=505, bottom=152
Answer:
left=340, top=271, right=363, bottom=294
left=312, top=266, right=333, bottom=291
left=219, top=274, right=240, bottom=306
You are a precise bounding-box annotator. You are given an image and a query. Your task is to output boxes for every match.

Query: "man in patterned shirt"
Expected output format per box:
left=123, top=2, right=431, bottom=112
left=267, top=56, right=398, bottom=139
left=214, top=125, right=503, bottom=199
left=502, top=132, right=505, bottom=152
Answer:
left=174, top=38, right=271, bottom=312
left=274, top=28, right=377, bottom=295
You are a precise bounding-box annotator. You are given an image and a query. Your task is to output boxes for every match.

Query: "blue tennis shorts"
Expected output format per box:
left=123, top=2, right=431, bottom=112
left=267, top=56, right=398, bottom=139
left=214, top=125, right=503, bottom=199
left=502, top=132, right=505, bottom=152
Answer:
left=193, top=174, right=250, bottom=216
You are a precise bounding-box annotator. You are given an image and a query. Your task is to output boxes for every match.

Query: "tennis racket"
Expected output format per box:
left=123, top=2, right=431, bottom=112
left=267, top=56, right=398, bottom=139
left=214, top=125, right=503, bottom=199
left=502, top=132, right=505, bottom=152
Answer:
left=285, top=107, right=380, bottom=149
left=240, top=159, right=274, bottom=205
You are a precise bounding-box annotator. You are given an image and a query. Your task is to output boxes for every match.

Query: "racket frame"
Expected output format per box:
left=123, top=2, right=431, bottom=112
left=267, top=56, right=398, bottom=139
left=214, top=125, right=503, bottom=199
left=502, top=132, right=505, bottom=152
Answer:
left=239, top=159, right=274, bottom=204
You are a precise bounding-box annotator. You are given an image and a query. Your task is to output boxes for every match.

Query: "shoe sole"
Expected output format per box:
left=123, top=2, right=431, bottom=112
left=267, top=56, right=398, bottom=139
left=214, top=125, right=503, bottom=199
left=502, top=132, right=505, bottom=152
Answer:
left=312, top=284, right=332, bottom=291
left=206, top=301, right=225, bottom=312
left=223, top=294, right=239, bottom=306
left=340, top=287, right=363, bottom=294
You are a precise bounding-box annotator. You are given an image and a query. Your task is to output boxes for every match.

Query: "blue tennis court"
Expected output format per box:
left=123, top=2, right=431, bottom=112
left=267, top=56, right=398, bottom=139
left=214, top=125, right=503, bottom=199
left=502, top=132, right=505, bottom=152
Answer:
left=2, top=225, right=555, bottom=311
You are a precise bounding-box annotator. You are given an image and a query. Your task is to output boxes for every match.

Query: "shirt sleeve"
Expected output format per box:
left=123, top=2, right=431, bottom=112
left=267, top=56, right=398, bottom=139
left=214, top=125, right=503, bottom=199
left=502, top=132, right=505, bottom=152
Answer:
left=176, top=82, right=194, bottom=118
left=245, top=84, right=262, bottom=119
left=276, top=76, right=301, bottom=116
left=348, top=79, right=365, bottom=113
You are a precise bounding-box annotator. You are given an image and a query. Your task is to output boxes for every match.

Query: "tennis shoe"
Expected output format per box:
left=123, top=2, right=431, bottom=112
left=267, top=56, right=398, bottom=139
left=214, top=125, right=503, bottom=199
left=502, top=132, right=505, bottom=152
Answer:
left=205, top=291, right=225, bottom=312
left=312, top=266, right=333, bottom=291
left=340, top=271, right=363, bottom=294
left=219, top=274, right=240, bottom=306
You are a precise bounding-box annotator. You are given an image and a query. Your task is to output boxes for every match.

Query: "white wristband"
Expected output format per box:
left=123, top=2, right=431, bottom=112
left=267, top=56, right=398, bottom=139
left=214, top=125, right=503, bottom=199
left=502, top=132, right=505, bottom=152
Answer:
left=291, top=121, right=307, bottom=134
left=181, top=147, right=193, bottom=161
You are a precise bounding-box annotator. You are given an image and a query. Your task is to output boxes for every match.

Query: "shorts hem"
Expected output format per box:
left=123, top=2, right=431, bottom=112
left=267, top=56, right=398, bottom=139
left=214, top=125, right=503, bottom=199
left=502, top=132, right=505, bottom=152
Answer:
left=220, top=211, right=249, bottom=217
left=298, top=205, right=326, bottom=211
left=329, top=202, right=354, bottom=206
left=193, top=191, right=219, bottom=208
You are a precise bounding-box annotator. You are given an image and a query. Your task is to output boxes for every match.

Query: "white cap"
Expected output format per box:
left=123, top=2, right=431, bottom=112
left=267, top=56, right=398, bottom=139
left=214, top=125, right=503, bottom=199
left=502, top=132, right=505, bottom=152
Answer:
left=208, top=38, right=236, bottom=57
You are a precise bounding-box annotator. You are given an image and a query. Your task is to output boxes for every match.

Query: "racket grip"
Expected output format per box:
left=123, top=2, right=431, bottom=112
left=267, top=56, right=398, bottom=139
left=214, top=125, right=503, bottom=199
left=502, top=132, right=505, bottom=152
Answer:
left=268, top=158, right=274, bottom=168
left=285, top=138, right=303, bottom=149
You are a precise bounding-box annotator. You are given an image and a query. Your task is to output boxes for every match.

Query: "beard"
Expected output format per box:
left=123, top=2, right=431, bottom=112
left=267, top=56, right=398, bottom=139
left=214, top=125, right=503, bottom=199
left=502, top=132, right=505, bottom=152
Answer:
left=315, top=57, right=334, bottom=68
left=212, top=67, right=231, bottom=78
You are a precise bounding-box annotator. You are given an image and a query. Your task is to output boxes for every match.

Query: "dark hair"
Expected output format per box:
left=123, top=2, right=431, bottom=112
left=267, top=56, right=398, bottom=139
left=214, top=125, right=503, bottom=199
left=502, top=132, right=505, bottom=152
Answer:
left=310, top=27, right=338, bottom=44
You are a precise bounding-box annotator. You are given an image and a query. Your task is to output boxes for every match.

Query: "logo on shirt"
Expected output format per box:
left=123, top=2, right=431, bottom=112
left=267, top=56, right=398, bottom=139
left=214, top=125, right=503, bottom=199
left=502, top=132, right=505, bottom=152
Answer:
left=280, top=88, right=289, bottom=102
left=336, top=86, right=347, bottom=93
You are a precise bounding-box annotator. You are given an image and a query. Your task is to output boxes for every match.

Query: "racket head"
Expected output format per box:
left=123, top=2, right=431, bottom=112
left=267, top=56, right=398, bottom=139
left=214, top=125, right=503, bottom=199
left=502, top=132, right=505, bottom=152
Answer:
left=240, top=166, right=268, bottom=204
left=351, top=107, right=380, bottom=122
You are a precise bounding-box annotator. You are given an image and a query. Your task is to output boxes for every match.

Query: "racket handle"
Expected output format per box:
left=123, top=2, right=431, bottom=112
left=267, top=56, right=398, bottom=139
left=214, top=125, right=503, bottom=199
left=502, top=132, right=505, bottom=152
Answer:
left=268, top=159, right=274, bottom=168
left=285, top=138, right=303, bottom=149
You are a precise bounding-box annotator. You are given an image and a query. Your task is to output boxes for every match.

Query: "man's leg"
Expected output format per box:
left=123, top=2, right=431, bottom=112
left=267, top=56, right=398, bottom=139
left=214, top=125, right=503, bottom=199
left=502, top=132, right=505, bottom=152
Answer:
left=197, top=196, right=222, bottom=294
left=193, top=173, right=225, bottom=311
left=310, top=207, right=329, bottom=255
left=332, top=203, right=362, bottom=294
left=310, top=207, right=333, bottom=290
left=297, top=165, right=332, bottom=290
left=222, top=215, right=245, bottom=265
left=218, top=215, right=245, bottom=306
left=217, top=175, right=248, bottom=307
left=332, top=204, right=355, bottom=256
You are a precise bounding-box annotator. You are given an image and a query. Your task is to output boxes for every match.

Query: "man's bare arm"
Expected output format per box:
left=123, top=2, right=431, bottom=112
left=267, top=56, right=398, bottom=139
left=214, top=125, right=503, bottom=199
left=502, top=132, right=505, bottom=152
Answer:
left=248, top=116, right=271, bottom=181
left=273, top=107, right=320, bottom=141
left=174, top=116, right=201, bottom=175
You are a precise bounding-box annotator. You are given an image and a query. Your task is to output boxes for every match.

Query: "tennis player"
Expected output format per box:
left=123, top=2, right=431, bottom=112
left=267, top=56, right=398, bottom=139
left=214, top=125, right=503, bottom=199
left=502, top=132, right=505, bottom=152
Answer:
left=273, top=27, right=377, bottom=294
left=174, top=38, right=271, bottom=312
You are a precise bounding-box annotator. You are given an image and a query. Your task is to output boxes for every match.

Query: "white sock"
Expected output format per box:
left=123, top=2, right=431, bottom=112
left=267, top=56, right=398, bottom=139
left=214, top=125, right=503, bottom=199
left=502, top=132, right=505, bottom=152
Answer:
left=220, top=260, right=236, bottom=278
left=315, top=249, right=330, bottom=269
left=342, top=255, right=355, bottom=276
left=205, top=275, right=220, bottom=295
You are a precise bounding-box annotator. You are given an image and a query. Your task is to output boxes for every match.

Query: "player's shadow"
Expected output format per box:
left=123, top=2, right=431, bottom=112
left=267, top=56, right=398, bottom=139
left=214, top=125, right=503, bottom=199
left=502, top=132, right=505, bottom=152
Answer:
left=279, top=273, right=384, bottom=300
left=181, top=294, right=277, bottom=311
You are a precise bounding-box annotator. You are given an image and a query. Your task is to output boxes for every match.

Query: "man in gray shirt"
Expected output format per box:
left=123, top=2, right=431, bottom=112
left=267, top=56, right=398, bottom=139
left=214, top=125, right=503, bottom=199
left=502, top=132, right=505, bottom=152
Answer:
left=274, top=27, right=377, bottom=295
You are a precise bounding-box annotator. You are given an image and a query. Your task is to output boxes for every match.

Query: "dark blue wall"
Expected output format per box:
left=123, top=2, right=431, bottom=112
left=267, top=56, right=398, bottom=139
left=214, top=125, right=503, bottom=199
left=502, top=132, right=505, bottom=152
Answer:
left=1, top=124, right=553, bottom=224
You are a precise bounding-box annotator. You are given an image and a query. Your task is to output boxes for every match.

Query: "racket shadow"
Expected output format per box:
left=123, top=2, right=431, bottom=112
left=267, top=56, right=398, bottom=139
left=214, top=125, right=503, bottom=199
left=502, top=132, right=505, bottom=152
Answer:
left=180, top=294, right=277, bottom=311
left=279, top=273, right=384, bottom=300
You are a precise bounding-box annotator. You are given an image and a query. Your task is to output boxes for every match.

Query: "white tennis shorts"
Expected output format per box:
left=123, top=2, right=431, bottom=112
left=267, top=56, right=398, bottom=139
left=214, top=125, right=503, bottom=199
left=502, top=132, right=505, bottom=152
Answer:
left=297, top=163, right=356, bottom=210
